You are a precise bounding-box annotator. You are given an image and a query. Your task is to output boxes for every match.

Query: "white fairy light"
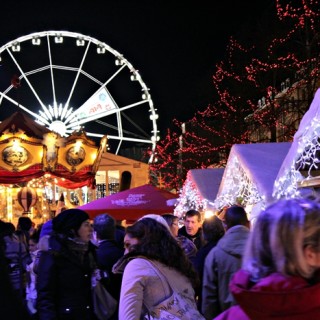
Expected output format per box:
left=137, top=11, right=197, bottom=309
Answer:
left=174, top=171, right=209, bottom=218
left=273, top=118, right=320, bottom=199
left=213, top=155, right=263, bottom=210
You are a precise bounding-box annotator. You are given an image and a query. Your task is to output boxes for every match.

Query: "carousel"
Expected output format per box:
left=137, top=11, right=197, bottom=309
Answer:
left=0, top=111, right=106, bottom=225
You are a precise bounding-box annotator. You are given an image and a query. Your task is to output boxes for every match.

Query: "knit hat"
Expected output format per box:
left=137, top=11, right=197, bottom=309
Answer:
left=52, top=209, right=89, bottom=234
left=139, top=214, right=171, bottom=231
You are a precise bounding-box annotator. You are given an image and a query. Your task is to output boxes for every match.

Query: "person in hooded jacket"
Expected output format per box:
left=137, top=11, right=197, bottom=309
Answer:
left=215, top=198, right=320, bottom=320
left=202, top=205, right=250, bottom=319
left=36, top=209, right=97, bottom=320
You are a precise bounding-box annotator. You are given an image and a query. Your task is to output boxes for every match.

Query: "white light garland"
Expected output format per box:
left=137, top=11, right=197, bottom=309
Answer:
left=174, top=171, right=209, bottom=218
left=213, top=155, right=264, bottom=211
left=273, top=118, right=320, bottom=199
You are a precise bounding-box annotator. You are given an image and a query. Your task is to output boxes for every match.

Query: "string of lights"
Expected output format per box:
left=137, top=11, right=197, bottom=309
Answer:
left=151, top=1, right=320, bottom=207
left=273, top=92, right=320, bottom=199
left=173, top=171, right=209, bottom=218
left=214, top=155, right=263, bottom=210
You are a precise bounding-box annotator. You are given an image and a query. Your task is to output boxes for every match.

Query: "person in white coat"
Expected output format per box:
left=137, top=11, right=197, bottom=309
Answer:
left=113, top=217, right=203, bottom=320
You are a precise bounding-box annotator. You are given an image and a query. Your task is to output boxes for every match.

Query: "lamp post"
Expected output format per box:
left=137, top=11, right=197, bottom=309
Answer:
left=177, top=123, right=186, bottom=190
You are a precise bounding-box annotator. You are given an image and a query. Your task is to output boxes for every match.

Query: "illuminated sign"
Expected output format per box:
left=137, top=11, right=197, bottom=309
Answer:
left=74, top=87, right=117, bottom=121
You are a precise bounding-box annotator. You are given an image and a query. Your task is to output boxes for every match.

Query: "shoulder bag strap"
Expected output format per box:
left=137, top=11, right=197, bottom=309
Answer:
left=144, top=259, right=174, bottom=292
left=143, top=260, right=173, bottom=319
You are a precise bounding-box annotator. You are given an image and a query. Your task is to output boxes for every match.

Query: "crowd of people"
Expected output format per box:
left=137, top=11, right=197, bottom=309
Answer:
left=2, top=196, right=320, bottom=319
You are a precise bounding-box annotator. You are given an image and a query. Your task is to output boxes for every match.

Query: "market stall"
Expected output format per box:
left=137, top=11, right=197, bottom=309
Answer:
left=214, top=142, right=291, bottom=222
left=274, top=88, right=320, bottom=199
left=174, top=168, right=224, bottom=218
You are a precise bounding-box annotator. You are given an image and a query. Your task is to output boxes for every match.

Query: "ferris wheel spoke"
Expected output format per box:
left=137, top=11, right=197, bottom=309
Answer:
left=46, top=35, right=57, bottom=107
left=95, top=119, right=148, bottom=139
left=122, top=112, right=149, bottom=137
left=66, top=41, right=92, bottom=107
left=104, top=63, right=127, bottom=86
left=116, top=111, right=123, bottom=137
left=85, top=132, right=153, bottom=144
left=107, top=135, right=153, bottom=144
left=6, top=48, right=48, bottom=112
left=115, top=140, right=122, bottom=155
left=89, top=132, right=154, bottom=145
left=0, top=91, right=49, bottom=124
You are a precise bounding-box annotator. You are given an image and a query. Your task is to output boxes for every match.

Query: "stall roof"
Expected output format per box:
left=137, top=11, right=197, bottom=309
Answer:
left=188, top=168, right=224, bottom=204
left=215, top=142, right=292, bottom=208
left=174, top=168, right=224, bottom=216
left=274, top=88, right=320, bottom=199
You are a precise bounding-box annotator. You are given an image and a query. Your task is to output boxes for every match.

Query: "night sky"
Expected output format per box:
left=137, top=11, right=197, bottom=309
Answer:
left=0, top=0, right=272, bottom=136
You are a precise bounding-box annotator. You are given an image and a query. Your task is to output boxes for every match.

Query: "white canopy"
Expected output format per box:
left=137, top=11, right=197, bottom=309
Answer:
left=188, top=168, right=224, bottom=204
left=174, top=168, right=224, bottom=217
left=214, top=142, right=292, bottom=215
left=274, top=88, right=320, bottom=199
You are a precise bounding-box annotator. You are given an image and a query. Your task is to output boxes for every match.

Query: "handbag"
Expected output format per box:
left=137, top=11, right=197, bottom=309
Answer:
left=92, top=280, right=118, bottom=320
left=144, top=260, right=205, bottom=320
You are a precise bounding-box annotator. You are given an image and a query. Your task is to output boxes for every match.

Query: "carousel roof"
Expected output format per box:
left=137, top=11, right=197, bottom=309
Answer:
left=0, top=111, right=51, bottom=139
left=0, top=111, right=105, bottom=188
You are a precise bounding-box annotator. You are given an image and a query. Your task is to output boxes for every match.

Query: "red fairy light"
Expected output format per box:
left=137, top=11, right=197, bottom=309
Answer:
left=150, top=0, right=320, bottom=190
left=11, top=74, right=21, bottom=88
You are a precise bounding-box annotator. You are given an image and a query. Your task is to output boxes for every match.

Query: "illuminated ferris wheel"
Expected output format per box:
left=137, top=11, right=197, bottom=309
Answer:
left=0, top=30, right=159, bottom=162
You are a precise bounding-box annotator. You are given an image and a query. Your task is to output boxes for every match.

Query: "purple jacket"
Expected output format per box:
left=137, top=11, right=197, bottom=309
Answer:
left=39, top=220, right=53, bottom=238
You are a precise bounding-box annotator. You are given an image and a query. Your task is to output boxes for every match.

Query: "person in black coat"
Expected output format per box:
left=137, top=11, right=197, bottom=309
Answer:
left=193, top=215, right=225, bottom=310
left=36, top=209, right=97, bottom=320
left=0, top=221, right=31, bottom=320
left=93, top=214, right=124, bottom=304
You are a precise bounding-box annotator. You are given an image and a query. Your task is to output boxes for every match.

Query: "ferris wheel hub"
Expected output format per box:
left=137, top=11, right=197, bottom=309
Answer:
left=49, top=120, right=67, bottom=136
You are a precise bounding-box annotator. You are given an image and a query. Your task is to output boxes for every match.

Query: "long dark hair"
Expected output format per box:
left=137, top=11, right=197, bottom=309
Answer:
left=126, top=218, right=199, bottom=287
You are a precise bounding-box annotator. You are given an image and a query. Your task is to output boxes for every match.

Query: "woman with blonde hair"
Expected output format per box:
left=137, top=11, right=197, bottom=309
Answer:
left=215, top=198, right=320, bottom=320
